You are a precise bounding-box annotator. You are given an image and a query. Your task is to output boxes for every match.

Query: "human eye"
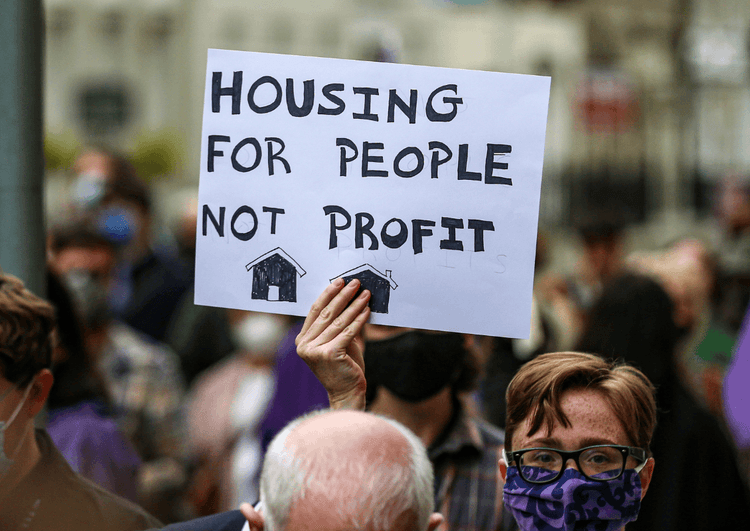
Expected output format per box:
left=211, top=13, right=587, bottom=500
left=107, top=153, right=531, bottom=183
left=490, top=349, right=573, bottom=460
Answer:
left=524, top=449, right=561, bottom=468
left=582, top=447, right=620, bottom=468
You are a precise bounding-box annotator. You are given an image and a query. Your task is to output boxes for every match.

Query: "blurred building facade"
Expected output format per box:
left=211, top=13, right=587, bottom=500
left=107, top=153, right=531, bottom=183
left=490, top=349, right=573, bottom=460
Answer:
left=42, top=0, right=750, bottom=235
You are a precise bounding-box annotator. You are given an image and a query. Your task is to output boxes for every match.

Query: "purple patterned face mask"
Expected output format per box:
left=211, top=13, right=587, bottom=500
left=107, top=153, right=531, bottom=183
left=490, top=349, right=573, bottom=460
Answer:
left=503, top=466, right=642, bottom=531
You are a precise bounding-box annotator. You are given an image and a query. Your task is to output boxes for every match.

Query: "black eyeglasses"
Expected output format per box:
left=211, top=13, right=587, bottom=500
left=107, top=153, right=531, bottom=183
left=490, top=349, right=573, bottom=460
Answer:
left=503, top=445, right=648, bottom=484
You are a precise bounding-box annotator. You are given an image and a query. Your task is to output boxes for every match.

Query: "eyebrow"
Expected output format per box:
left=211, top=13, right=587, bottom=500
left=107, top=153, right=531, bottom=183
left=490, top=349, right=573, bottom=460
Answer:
left=522, top=436, right=620, bottom=449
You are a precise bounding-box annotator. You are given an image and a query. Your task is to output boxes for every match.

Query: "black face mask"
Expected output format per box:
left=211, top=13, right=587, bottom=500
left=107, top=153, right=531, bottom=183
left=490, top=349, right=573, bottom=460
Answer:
left=364, top=331, right=465, bottom=403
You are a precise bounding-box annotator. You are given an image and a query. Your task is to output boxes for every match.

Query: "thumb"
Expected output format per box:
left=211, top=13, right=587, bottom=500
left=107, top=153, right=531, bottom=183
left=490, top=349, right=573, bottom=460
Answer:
left=240, top=502, right=264, bottom=531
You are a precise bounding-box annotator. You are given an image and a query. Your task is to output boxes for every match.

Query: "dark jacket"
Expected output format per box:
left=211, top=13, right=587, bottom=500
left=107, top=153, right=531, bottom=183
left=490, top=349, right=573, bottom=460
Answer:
left=0, top=429, right=161, bottom=531
left=150, top=510, right=246, bottom=531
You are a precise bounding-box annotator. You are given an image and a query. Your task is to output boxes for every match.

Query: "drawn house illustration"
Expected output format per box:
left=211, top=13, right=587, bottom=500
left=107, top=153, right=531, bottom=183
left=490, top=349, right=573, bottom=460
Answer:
left=245, top=248, right=306, bottom=302
left=331, top=264, right=398, bottom=314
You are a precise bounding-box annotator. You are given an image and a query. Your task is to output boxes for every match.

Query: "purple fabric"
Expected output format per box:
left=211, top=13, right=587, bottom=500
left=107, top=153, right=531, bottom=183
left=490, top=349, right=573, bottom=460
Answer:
left=259, top=322, right=329, bottom=451
left=724, top=305, right=750, bottom=448
left=47, top=401, right=141, bottom=502
left=503, top=467, right=642, bottom=531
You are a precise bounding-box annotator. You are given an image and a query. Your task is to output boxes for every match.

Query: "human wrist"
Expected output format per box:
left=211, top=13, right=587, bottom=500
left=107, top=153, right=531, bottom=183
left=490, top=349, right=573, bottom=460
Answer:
left=328, top=390, right=366, bottom=411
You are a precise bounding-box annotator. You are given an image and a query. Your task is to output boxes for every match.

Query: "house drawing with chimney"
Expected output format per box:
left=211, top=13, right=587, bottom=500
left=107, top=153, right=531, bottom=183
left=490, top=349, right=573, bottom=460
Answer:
left=331, top=264, right=398, bottom=314
left=245, top=248, right=306, bottom=302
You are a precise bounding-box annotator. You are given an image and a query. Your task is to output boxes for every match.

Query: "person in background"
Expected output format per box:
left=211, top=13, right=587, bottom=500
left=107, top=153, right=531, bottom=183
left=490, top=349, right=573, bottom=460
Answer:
left=564, top=216, right=626, bottom=316
left=499, top=351, right=656, bottom=531
left=45, top=269, right=141, bottom=502
left=715, top=176, right=750, bottom=335
left=70, top=146, right=190, bottom=344
left=533, top=216, right=627, bottom=367
left=296, top=279, right=510, bottom=531
left=577, top=273, right=750, bottom=531
left=0, top=271, right=161, bottom=531
left=185, top=310, right=291, bottom=515
left=627, top=238, right=737, bottom=420
left=48, top=221, right=188, bottom=523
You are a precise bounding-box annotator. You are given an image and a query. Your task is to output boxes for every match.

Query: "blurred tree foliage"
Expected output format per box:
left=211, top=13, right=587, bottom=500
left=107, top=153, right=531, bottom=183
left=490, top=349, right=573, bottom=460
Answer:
left=44, top=128, right=183, bottom=180
left=44, top=130, right=79, bottom=172
left=131, top=129, right=183, bottom=180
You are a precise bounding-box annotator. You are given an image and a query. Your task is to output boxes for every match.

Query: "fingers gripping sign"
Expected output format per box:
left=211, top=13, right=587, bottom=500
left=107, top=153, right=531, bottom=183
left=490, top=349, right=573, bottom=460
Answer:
left=296, top=278, right=371, bottom=410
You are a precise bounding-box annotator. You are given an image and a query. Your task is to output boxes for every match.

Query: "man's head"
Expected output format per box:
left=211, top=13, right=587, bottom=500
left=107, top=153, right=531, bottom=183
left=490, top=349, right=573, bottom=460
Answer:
left=72, top=147, right=152, bottom=257
left=718, top=177, right=750, bottom=234
left=259, top=409, right=441, bottom=531
left=578, top=218, right=624, bottom=281
left=73, top=147, right=151, bottom=215
left=49, top=222, right=118, bottom=331
left=0, top=274, right=56, bottom=387
left=0, top=273, right=56, bottom=486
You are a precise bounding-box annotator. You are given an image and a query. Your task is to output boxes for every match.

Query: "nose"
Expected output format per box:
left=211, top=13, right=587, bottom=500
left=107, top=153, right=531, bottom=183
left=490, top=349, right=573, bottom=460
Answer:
left=563, top=457, right=580, bottom=472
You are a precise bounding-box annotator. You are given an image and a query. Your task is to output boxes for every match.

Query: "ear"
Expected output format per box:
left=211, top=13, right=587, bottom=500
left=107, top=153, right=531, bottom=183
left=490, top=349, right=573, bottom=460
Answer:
left=638, top=457, right=655, bottom=499
left=27, top=369, right=53, bottom=418
left=240, top=502, right=264, bottom=531
left=499, top=456, right=508, bottom=482
left=427, top=512, right=443, bottom=531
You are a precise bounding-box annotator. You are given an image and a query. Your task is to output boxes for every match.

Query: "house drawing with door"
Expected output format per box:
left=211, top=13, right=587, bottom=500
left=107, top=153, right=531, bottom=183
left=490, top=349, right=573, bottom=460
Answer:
left=331, top=264, right=398, bottom=314
left=246, top=248, right=306, bottom=302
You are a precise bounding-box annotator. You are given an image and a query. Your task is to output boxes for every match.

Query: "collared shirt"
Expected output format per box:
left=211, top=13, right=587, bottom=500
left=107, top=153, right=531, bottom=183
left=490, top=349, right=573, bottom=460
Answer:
left=429, top=405, right=515, bottom=531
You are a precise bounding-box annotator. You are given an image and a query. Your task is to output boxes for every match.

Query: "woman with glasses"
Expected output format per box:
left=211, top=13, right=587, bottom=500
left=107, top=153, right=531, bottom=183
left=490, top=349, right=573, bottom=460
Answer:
left=499, top=351, right=656, bottom=531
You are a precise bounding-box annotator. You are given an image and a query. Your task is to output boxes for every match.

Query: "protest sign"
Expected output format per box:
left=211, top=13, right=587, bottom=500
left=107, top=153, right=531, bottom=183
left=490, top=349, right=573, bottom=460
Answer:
left=196, top=49, right=550, bottom=337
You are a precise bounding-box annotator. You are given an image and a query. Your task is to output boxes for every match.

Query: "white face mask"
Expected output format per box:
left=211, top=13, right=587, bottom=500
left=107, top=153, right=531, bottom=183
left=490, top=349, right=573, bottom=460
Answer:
left=230, top=313, right=288, bottom=361
left=0, top=381, right=34, bottom=477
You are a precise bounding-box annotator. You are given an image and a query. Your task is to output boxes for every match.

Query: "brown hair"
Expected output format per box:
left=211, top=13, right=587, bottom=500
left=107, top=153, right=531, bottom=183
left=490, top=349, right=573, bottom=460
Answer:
left=77, top=146, right=151, bottom=213
left=0, top=272, right=56, bottom=385
left=49, top=219, right=117, bottom=255
left=505, top=352, right=657, bottom=453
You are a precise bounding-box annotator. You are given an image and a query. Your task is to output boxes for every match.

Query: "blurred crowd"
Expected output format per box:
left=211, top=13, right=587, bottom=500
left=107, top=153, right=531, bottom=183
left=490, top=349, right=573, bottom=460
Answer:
left=5, top=145, right=750, bottom=529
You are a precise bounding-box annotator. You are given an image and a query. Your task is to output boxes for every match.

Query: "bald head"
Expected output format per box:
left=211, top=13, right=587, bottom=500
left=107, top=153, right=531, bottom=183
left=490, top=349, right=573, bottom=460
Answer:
left=260, top=410, right=434, bottom=531
left=287, top=409, right=409, bottom=468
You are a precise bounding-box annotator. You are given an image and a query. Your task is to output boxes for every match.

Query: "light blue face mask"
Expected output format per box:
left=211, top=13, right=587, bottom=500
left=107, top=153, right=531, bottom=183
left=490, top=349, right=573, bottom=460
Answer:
left=0, top=381, right=34, bottom=477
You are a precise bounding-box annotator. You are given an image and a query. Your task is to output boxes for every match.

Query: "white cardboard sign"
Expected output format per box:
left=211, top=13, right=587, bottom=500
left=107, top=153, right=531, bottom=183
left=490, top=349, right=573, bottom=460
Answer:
left=196, top=49, right=550, bottom=338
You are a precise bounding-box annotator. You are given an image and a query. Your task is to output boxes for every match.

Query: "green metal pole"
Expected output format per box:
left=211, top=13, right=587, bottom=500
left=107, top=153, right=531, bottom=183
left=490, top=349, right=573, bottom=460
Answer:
left=0, top=0, right=45, bottom=295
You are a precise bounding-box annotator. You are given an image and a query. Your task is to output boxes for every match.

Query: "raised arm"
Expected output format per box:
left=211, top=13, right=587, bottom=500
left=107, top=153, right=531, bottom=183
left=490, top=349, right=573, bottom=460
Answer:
left=295, top=278, right=371, bottom=410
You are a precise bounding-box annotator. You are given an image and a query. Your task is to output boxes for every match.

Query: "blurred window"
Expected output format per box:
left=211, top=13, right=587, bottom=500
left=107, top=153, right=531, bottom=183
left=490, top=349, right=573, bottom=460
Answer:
left=78, top=84, right=130, bottom=136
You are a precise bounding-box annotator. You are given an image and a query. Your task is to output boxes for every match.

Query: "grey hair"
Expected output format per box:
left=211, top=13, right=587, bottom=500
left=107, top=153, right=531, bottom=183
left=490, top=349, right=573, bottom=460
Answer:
left=260, top=409, right=435, bottom=531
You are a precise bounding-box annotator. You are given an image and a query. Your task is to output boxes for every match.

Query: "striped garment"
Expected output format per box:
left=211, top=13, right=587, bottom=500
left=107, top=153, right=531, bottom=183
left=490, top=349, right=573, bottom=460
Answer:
left=429, top=406, right=517, bottom=531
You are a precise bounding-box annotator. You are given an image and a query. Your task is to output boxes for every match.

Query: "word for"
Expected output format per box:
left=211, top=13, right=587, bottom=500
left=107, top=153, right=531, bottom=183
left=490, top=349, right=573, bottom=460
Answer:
left=202, top=205, right=285, bottom=241
left=212, top=72, right=463, bottom=123
left=336, top=139, right=512, bottom=185
left=207, top=136, right=290, bottom=174
left=324, top=205, right=495, bottom=255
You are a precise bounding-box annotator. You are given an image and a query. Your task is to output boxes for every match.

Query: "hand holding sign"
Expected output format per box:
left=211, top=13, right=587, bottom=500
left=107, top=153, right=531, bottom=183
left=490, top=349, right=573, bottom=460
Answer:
left=295, top=278, right=370, bottom=411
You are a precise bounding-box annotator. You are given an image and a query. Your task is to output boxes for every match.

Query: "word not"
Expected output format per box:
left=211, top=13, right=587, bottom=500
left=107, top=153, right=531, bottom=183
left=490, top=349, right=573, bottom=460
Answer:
left=212, top=72, right=463, bottom=123
left=324, top=205, right=495, bottom=255
left=202, top=204, right=285, bottom=241
left=336, top=139, right=512, bottom=185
